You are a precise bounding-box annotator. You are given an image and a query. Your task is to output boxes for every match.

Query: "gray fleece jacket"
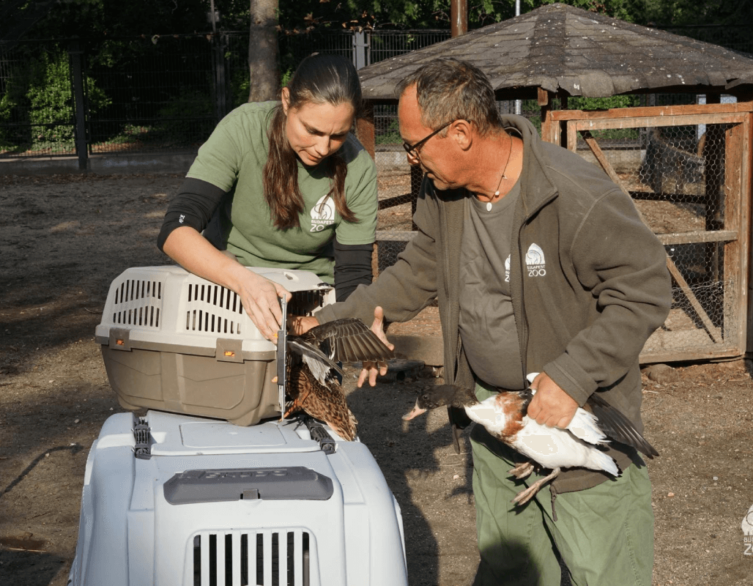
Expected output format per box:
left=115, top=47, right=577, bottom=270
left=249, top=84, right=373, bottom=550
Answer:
left=317, top=115, right=672, bottom=493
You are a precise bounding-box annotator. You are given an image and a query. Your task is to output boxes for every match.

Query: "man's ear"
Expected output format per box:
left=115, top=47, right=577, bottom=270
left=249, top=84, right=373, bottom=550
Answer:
left=450, top=120, right=474, bottom=151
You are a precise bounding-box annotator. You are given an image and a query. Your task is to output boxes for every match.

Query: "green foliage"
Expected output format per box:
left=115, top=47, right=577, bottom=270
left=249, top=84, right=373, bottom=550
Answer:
left=154, top=89, right=213, bottom=144
left=231, top=67, right=251, bottom=107
left=281, top=68, right=295, bottom=88
left=0, top=50, right=110, bottom=151
left=27, top=52, right=110, bottom=149
left=568, top=95, right=641, bottom=110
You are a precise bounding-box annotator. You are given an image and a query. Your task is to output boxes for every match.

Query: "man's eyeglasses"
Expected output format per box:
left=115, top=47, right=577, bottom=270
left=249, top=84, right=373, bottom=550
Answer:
left=402, top=121, right=452, bottom=158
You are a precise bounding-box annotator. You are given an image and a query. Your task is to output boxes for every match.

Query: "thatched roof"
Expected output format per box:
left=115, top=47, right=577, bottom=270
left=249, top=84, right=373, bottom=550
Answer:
left=359, top=3, right=753, bottom=101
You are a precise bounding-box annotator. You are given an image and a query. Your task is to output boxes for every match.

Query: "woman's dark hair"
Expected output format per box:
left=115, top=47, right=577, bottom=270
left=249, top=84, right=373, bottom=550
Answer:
left=264, top=54, right=363, bottom=229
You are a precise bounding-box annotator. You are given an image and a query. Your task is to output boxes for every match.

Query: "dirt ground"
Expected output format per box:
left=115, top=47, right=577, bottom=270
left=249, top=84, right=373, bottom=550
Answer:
left=1, top=173, right=752, bottom=585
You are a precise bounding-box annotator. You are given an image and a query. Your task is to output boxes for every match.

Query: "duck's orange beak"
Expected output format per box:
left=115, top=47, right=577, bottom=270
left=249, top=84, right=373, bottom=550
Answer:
left=402, top=401, right=427, bottom=421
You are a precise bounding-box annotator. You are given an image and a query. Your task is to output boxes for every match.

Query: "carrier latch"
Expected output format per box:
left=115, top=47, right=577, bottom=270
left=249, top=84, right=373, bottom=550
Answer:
left=132, top=415, right=152, bottom=460
left=276, top=296, right=288, bottom=418
left=109, top=328, right=131, bottom=351
left=304, top=417, right=336, bottom=454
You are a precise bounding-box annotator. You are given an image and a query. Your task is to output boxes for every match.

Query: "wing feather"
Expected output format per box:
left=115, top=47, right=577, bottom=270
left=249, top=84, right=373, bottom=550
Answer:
left=303, top=318, right=394, bottom=363
left=587, top=393, right=659, bottom=458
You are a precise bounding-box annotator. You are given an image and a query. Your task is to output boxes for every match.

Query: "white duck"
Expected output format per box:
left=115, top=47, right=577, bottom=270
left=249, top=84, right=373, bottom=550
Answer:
left=403, top=374, right=658, bottom=505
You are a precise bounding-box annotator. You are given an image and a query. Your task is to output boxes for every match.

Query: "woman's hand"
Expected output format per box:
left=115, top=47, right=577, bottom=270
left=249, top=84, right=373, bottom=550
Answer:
left=236, top=269, right=292, bottom=341
left=357, top=306, right=394, bottom=388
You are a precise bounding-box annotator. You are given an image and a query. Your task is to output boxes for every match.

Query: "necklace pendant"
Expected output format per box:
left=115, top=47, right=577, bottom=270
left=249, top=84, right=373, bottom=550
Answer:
left=486, top=202, right=492, bottom=211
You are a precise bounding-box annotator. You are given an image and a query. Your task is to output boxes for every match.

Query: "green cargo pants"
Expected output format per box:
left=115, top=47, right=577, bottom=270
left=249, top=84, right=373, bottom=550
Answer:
left=470, top=384, right=654, bottom=586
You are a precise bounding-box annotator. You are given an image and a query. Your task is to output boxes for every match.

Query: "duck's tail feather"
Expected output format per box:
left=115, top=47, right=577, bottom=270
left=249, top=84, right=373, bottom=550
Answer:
left=588, top=393, right=660, bottom=458
left=587, top=449, right=620, bottom=477
left=447, top=405, right=472, bottom=454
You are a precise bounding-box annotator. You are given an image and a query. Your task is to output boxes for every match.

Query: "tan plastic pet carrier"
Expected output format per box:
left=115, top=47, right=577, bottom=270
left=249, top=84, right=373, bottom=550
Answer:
left=95, top=266, right=334, bottom=425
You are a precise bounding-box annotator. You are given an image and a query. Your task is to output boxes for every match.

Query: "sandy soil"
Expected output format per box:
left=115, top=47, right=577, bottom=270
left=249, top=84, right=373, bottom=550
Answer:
left=1, top=173, right=752, bottom=585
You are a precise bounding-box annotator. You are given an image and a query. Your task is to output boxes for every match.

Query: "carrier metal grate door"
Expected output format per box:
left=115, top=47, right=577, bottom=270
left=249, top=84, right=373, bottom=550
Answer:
left=191, top=530, right=312, bottom=586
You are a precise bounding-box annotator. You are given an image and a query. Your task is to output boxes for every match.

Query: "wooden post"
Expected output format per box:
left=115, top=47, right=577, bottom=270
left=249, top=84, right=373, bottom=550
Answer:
left=451, top=0, right=468, bottom=36
left=356, top=101, right=375, bottom=160
left=559, top=94, right=568, bottom=148
left=356, top=102, right=378, bottom=279
left=723, top=121, right=747, bottom=346
left=538, top=88, right=551, bottom=141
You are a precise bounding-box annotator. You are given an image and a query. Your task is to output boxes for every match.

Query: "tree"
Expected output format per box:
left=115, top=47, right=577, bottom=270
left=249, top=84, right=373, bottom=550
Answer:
left=248, top=0, right=280, bottom=102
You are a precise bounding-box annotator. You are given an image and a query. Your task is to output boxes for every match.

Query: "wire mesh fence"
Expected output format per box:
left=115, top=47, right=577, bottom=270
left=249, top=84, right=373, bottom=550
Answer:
left=368, top=30, right=451, bottom=64
left=86, top=36, right=218, bottom=154
left=0, top=25, right=748, bottom=159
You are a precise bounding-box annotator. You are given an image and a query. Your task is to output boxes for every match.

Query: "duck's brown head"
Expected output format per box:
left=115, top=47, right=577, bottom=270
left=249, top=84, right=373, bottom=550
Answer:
left=402, top=385, right=476, bottom=420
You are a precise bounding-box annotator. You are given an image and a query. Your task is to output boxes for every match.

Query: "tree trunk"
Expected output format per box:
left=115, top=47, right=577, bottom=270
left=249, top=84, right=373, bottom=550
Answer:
left=248, top=0, right=279, bottom=102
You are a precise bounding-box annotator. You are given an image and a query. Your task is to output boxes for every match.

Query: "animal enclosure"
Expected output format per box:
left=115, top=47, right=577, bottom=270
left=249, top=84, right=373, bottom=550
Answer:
left=543, top=101, right=752, bottom=362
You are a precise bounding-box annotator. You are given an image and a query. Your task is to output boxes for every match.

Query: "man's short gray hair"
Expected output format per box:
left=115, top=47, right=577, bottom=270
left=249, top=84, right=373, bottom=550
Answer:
left=396, top=59, right=501, bottom=136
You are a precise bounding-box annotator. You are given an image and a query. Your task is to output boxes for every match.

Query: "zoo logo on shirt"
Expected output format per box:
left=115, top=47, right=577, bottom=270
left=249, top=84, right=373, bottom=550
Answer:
left=742, top=504, right=753, bottom=555
left=525, top=243, right=546, bottom=277
left=310, top=194, right=336, bottom=232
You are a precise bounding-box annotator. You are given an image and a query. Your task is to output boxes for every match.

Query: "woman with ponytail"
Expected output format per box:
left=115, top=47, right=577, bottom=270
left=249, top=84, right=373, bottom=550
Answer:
left=158, top=54, right=377, bottom=340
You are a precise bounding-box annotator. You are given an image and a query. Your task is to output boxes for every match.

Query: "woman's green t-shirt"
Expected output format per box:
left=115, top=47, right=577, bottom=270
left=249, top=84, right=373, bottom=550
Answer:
left=187, top=101, right=378, bottom=284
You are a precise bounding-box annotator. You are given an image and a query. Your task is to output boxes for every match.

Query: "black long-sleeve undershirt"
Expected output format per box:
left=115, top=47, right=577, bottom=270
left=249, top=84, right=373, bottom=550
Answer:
left=157, top=177, right=372, bottom=301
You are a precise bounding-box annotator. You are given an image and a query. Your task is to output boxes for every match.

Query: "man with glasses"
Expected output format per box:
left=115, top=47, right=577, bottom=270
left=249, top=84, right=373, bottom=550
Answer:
left=302, top=59, right=671, bottom=585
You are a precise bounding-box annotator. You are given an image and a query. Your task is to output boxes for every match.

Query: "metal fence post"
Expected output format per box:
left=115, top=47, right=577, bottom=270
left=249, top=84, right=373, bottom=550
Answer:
left=213, top=33, right=228, bottom=123
left=69, top=41, right=88, bottom=171
left=352, top=31, right=369, bottom=70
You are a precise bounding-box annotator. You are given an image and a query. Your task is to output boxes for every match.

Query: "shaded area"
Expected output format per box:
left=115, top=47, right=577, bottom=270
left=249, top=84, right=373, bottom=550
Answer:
left=2, top=444, right=84, bottom=498
left=0, top=548, right=66, bottom=586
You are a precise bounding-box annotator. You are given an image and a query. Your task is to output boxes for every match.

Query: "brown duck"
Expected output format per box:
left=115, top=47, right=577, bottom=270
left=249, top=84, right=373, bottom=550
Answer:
left=284, top=318, right=394, bottom=440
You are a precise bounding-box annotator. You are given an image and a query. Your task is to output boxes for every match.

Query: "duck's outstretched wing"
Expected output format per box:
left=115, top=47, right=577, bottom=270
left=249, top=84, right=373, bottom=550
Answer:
left=587, top=393, right=660, bottom=458
left=304, top=318, right=394, bottom=364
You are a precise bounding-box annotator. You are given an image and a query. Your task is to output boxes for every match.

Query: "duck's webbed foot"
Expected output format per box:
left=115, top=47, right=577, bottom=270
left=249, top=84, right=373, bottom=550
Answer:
left=509, top=461, right=536, bottom=480
left=512, top=467, right=561, bottom=506
left=283, top=399, right=301, bottom=420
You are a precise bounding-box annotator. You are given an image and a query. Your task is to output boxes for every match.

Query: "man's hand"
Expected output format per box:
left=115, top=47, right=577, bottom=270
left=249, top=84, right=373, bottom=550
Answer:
left=527, top=373, right=578, bottom=429
left=290, top=315, right=319, bottom=335
left=357, top=306, right=394, bottom=388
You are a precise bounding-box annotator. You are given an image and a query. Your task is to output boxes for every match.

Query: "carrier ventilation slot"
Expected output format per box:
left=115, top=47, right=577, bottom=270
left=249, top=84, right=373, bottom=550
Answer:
left=112, top=279, right=163, bottom=328
left=187, top=283, right=243, bottom=313
left=185, top=283, right=244, bottom=334
left=114, top=279, right=162, bottom=304
left=193, top=530, right=310, bottom=586
left=186, top=310, right=242, bottom=335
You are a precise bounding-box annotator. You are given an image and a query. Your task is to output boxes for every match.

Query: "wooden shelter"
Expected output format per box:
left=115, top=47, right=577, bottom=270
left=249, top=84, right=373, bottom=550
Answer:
left=356, top=3, right=753, bottom=363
